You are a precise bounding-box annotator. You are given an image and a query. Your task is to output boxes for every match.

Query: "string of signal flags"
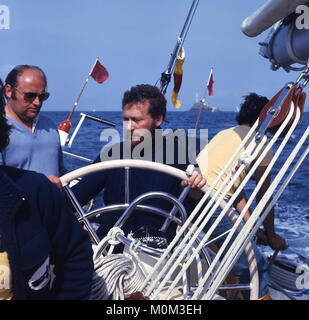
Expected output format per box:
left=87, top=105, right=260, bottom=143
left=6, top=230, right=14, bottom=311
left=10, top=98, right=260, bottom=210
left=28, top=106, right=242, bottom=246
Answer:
left=170, top=51, right=214, bottom=129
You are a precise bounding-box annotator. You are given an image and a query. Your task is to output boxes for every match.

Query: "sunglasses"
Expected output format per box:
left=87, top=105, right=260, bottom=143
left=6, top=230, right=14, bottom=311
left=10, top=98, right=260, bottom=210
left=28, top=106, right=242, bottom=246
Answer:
left=13, top=86, right=50, bottom=102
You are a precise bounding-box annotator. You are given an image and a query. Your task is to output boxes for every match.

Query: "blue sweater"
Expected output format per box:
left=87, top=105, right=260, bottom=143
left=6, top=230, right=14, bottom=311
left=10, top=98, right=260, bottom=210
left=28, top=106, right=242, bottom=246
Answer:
left=0, top=166, right=93, bottom=300
left=0, top=115, right=64, bottom=176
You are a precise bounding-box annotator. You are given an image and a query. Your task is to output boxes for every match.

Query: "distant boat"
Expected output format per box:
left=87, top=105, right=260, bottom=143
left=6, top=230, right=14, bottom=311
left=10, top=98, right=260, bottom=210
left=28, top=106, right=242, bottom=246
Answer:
left=190, top=93, right=219, bottom=112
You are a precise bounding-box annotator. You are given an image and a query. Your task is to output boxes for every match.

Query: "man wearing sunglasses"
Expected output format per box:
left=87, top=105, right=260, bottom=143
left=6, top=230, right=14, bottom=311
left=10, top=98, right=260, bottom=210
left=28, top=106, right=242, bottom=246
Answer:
left=0, top=78, right=94, bottom=300
left=1, top=65, right=64, bottom=187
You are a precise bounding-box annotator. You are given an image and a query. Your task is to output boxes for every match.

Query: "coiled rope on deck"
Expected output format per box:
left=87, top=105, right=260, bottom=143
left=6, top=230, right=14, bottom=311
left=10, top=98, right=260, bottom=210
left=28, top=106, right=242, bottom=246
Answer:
left=270, top=256, right=304, bottom=291
left=90, top=227, right=146, bottom=300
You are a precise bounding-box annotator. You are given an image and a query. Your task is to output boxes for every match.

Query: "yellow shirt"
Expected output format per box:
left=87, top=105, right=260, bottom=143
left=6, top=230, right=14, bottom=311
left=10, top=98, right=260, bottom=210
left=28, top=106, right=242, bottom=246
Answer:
left=0, top=251, right=13, bottom=300
left=197, top=125, right=273, bottom=199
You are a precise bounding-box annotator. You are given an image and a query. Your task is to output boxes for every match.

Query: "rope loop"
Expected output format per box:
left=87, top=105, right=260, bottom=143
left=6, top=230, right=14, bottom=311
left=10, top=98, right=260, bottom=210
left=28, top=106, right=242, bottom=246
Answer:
left=93, top=227, right=125, bottom=260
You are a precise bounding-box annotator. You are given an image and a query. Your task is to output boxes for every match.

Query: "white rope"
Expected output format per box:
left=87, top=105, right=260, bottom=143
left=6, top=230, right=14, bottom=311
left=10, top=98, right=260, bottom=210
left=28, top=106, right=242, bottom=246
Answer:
left=91, top=253, right=146, bottom=300
left=191, top=104, right=298, bottom=299
left=90, top=227, right=146, bottom=300
left=148, top=128, right=269, bottom=299
left=220, top=128, right=308, bottom=297
left=140, top=122, right=260, bottom=294
left=161, top=104, right=295, bottom=300
left=93, top=227, right=124, bottom=259
left=216, top=125, right=308, bottom=293
left=143, top=100, right=307, bottom=300
left=126, top=234, right=153, bottom=280
left=201, top=107, right=307, bottom=300
left=270, top=257, right=301, bottom=291
left=158, top=151, right=265, bottom=299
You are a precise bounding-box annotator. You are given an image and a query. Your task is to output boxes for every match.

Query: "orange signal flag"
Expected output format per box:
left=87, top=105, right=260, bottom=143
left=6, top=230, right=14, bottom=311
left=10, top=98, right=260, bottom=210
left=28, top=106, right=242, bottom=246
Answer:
left=171, top=48, right=185, bottom=108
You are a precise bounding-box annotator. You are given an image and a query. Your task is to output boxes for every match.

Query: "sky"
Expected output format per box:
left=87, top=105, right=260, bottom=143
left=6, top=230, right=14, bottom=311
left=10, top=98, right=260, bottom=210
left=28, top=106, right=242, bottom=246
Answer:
left=0, top=0, right=305, bottom=112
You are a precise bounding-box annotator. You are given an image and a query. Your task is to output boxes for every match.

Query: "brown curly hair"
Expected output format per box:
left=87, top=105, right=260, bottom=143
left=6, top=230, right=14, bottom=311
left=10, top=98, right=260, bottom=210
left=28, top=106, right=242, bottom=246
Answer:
left=122, top=84, right=166, bottom=121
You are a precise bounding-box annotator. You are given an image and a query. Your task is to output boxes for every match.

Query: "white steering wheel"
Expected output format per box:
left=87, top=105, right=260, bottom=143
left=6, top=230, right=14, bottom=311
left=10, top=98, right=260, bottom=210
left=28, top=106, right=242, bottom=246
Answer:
left=60, top=159, right=259, bottom=300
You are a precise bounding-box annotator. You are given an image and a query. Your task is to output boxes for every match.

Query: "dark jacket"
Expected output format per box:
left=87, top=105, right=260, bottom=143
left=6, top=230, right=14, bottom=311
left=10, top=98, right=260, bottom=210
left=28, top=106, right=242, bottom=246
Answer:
left=72, top=137, right=198, bottom=243
left=0, top=166, right=94, bottom=300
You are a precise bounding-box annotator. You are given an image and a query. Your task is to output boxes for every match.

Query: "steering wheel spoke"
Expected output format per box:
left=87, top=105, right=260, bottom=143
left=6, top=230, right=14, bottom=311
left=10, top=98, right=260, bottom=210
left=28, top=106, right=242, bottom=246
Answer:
left=61, top=159, right=260, bottom=300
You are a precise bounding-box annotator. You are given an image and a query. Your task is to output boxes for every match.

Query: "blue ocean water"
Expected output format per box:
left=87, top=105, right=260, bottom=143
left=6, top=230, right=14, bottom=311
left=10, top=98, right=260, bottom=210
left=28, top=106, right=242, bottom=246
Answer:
left=46, top=110, right=309, bottom=264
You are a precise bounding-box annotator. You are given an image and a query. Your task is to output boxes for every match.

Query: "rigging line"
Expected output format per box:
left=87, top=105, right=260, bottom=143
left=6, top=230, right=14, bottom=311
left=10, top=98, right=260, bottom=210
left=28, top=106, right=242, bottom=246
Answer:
left=143, top=123, right=259, bottom=296
left=158, top=136, right=269, bottom=299
left=204, top=129, right=308, bottom=300
left=157, top=170, right=247, bottom=298
left=169, top=0, right=200, bottom=73
left=160, top=0, right=200, bottom=95
left=149, top=125, right=266, bottom=297
left=193, top=105, right=297, bottom=300
left=181, top=0, right=199, bottom=49
left=154, top=77, right=160, bottom=87
left=141, top=121, right=260, bottom=293
left=169, top=0, right=200, bottom=75
left=159, top=104, right=294, bottom=299
left=201, top=109, right=305, bottom=300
